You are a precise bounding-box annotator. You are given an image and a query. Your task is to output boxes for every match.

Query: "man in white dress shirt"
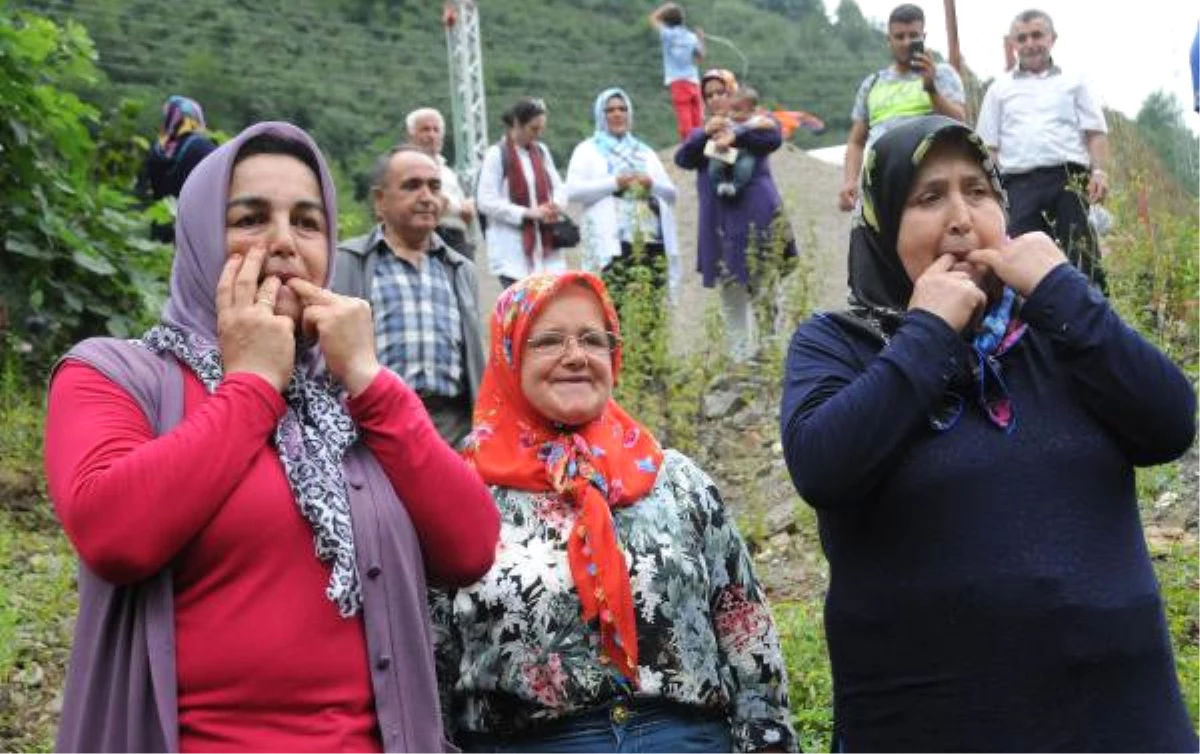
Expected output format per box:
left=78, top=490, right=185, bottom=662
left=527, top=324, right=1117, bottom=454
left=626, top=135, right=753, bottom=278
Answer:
left=976, top=9, right=1110, bottom=292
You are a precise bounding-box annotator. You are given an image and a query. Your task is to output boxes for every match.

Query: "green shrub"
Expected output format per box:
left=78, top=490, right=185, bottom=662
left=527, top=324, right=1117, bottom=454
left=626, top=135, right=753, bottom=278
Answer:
left=774, top=599, right=834, bottom=752
left=0, top=6, right=172, bottom=372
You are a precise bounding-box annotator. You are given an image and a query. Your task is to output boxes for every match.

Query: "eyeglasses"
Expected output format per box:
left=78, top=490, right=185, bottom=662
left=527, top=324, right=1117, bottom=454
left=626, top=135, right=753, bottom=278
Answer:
left=526, top=329, right=620, bottom=358
left=605, top=105, right=629, bottom=113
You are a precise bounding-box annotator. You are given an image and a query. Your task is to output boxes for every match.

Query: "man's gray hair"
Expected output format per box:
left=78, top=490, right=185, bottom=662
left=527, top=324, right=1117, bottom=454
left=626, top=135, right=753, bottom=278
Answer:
left=1012, top=9, right=1055, bottom=36
left=405, top=107, right=445, bottom=135
left=370, top=144, right=432, bottom=189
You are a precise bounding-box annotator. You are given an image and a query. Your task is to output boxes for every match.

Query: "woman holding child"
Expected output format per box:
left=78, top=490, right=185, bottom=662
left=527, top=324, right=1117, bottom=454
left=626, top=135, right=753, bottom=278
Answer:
left=675, top=69, right=795, bottom=362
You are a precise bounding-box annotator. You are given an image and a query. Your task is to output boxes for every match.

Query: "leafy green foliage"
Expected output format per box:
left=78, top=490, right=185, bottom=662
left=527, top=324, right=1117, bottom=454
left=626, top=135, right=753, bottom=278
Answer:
left=1153, top=542, right=1200, bottom=724
left=774, top=599, right=833, bottom=751
left=15, top=0, right=892, bottom=192
left=1135, top=92, right=1200, bottom=198
left=0, top=4, right=172, bottom=366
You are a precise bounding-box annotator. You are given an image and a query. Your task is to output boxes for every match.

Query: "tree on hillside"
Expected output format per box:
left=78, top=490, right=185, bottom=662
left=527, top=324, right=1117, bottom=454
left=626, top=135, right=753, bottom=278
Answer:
left=749, top=0, right=826, bottom=20
left=1136, top=91, right=1199, bottom=197
left=832, top=0, right=876, bottom=53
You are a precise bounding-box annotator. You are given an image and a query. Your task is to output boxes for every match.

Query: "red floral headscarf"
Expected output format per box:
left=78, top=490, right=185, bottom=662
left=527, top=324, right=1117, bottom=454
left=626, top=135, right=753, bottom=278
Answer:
left=465, top=272, right=663, bottom=686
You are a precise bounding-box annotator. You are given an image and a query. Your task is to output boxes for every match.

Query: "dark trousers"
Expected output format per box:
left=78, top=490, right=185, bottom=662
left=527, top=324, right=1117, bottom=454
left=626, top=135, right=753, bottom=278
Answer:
left=417, top=392, right=473, bottom=449
left=1002, top=164, right=1107, bottom=293
left=707, top=152, right=757, bottom=196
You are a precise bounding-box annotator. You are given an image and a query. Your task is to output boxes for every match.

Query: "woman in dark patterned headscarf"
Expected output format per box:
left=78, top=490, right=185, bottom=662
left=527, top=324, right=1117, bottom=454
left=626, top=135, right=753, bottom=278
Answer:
left=138, top=95, right=219, bottom=242
left=779, top=115, right=1197, bottom=751
left=46, top=121, right=499, bottom=752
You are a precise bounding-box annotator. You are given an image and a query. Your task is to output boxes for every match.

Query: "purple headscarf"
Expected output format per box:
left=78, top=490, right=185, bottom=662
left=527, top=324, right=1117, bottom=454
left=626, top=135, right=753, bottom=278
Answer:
left=162, top=121, right=339, bottom=342
left=145, top=121, right=365, bottom=616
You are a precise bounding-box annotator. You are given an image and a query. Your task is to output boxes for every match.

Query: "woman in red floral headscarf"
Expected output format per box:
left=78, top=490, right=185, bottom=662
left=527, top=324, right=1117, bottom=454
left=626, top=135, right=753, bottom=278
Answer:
left=430, top=271, right=796, bottom=753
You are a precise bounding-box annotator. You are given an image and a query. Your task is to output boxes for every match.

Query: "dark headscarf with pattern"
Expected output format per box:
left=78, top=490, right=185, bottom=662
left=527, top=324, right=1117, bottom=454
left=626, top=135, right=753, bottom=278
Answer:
left=837, top=115, right=1008, bottom=340
left=153, top=95, right=208, bottom=160
left=834, top=116, right=1025, bottom=432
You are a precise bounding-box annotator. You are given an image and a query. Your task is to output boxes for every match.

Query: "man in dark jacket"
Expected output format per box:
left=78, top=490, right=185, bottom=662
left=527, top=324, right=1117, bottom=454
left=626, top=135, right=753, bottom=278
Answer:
left=333, top=146, right=483, bottom=447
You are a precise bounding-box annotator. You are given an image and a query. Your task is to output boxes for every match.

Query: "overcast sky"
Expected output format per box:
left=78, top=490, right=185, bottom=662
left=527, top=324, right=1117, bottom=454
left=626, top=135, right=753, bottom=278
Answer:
left=844, top=0, right=1199, bottom=132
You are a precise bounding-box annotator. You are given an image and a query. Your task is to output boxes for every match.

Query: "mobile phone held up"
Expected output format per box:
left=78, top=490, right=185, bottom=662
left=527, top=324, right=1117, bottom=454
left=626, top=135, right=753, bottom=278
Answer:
left=909, top=39, right=925, bottom=65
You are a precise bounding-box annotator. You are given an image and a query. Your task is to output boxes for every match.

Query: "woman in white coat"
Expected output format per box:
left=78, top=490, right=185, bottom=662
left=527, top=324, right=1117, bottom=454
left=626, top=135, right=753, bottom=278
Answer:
left=477, top=97, right=569, bottom=289
left=566, top=88, right=681, bottom=307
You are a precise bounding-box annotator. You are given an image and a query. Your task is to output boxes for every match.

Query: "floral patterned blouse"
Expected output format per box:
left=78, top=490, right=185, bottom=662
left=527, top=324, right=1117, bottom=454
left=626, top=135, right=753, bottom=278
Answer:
left=430, top=449, right=797, bottom=752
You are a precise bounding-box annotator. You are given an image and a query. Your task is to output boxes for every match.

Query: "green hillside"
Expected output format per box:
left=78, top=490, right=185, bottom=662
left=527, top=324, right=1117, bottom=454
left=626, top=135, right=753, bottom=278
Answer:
left=15, top=0, right=895, bottom=190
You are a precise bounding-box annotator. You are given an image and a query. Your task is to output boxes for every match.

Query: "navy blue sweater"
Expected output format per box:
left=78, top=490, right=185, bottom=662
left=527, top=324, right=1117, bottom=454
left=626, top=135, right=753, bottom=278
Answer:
left=780, top=265, right=1197, bottom=752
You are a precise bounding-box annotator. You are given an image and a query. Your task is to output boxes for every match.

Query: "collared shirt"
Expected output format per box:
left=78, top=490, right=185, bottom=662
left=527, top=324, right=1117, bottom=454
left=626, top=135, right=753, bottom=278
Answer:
left=659, top=25, right=700, bottom=84
left=370, top=233, right=463, bottom=397
left=851, top=64, right=967, bottom=147
left=975, top=63, right=1108, bottom=174
left=437, top=155, right=471, bottom=234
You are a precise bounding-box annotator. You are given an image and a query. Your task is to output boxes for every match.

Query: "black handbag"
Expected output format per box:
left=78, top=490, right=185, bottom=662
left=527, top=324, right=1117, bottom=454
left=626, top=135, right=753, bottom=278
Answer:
left=547, top=217, right=581, bottom=249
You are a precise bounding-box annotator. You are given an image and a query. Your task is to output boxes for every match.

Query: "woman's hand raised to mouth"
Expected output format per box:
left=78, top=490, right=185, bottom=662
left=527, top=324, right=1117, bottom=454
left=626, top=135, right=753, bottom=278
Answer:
left=217, top=246, right=296, bottom=391
left=908, top=253, right=989, bottom=333
left=966, top=231, right=1068, bottom=298
left=288, top=277, right=382, bottom=397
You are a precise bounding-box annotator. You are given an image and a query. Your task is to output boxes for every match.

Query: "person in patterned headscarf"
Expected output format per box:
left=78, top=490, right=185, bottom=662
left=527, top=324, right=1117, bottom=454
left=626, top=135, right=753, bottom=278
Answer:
left=431, top=271, right=797, bottom=753
left=780, top=115, right=1197, bottom=752
left=137, top=95, right=219, bottom=243
left=47, top=121, right=498, bottom=752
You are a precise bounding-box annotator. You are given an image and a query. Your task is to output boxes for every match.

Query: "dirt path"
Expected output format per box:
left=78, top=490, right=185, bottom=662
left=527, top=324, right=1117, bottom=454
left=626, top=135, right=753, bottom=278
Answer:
left=474, top=143, right=852, bottom=343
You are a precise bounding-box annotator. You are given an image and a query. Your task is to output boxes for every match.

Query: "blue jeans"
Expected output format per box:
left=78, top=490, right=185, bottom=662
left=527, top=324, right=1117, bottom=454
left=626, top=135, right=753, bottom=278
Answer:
left=460, top=699, right=732, bottom=753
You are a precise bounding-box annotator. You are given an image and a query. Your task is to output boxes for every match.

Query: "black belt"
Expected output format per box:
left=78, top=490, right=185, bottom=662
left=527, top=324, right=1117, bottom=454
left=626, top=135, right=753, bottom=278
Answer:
left=1002, top=162, right=1088, bottom=180
left=459, top=697, right=727, bottom=744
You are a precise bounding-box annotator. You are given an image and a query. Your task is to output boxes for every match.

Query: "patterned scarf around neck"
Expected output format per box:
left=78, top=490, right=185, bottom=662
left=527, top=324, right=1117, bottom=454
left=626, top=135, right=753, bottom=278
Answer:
left=142, top=325, right=363, bottom=615
left=929, top=287, right=1027, bottom=432
left=465, top=272, right=664, bottom=687
left=838, top=115, right=1026, bottom=432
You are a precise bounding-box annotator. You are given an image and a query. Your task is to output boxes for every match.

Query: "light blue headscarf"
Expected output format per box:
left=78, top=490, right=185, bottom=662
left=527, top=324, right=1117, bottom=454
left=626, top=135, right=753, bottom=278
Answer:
left=591, top=88, right=651, bottom=174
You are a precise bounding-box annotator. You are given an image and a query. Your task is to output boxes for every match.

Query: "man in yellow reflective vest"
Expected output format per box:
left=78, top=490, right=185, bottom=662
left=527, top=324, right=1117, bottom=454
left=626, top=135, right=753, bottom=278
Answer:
left=838, top=3, right=966, bottom=212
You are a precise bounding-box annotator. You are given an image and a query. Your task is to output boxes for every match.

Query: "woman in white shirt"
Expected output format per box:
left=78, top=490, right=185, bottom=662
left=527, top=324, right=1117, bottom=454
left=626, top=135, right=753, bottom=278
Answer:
left=566, top=88, right=681, bottom=307
left=477, top=97, right=568, bottom=288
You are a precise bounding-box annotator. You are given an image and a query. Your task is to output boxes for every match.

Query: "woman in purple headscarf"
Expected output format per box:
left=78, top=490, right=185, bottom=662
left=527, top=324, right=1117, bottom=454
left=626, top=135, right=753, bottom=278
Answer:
left=137, top=96, right=219, bottom=243
left=45, top=122, right=500, bottom=752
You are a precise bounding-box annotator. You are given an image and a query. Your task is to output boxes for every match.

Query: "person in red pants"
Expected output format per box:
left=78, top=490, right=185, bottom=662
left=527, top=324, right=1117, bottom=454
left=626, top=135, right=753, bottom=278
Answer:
left=649, top=2, right=705, bottom=141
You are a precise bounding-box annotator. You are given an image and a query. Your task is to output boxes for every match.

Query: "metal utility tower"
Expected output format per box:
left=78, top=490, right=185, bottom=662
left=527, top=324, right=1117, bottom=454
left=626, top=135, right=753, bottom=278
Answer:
left=443, top=1, right=488, bottom=194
